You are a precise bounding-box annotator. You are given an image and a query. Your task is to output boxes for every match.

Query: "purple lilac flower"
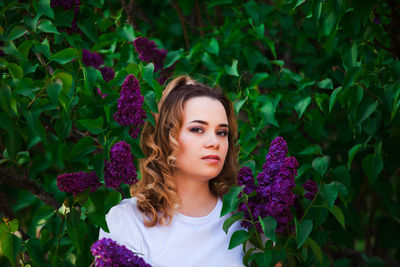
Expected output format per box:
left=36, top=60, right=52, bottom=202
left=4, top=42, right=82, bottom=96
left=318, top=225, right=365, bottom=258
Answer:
left=104, top=141, right=138, bottom=188
left=129, top=127, right=141, bottom=139
left=91, top=238, right=152, bottom=267
left=82, top=49, right=104, bottom=69
left=113, top=74, right=147, bottom=128
left=99, top=66, right=115, bottom=82
left=238, top=136, right=298, bottom=233
left=57, top=171, right=101, bottom=196
left=51, top=0, right=80, bottom=11
left=303, top=180, right=318, bottom=200
left=237, top=167, right=256, bottom=194
left=133, top=37, right=167, bottom=72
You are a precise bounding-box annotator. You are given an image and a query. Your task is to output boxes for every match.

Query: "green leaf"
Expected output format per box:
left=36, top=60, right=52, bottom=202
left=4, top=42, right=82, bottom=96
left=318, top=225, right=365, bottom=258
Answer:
left=7, top=63, right=23, bottom=79
left=17, top=40, right=33, bottom=59
left=35, top=38, right=51, bottom=58
left=265, top=38, right=276, bottom=58
left=321, top=182, right=338, bottom=210
left=249, top=73, right=269, bottom=89
left=93, top=153, right=105, bottom=180
left=329, top=86, right=342, bottom=113
left=24, top=15, right=41, bottom=31
left=356, top=100, right=378, bottom=125
left=295, top=96, right=311, bottom=119
left=347, top=144, right=362, bottom=169
left=53, top=9, right=74, bottom=27
left=221, top=186, right=242, bottom=217
left=228, top=230, right=249, bottom=249
left=164, top=49, right=184, bottom=68
left=78, top=19, right=98, bottom=42
left=126, top=62, right=141, bottom=76
left=321, top=11, right=337, bottom=36
left=291, top=0, right=306, bottom=10
left=312, top=0, right=322, bottom=26
left=201, top=52, right=218, bottom=71
left=234, top=98, right=246, bottom=114
left=298, top=144, right=322, bottom=156
left=306, top=237, right=323, bottom=264
left=34, top=0, right=54, bottom=19
left=207, top=0, right=233, bottom=8
left=362, top=153, right=383, bottom=184
left=83, top=66, right=99, bottom=95
left=223, top=212, right=244, bottom=234
left=9, top=219, right=19, bottom=233
left=143, top=63, right=155, bottom=88
left=330, top=205, right=346, bottom=229
left=260, top=216, right=277, bottom=242
left=46, top=79, right=62, bottom=104
left=205, top=37, right=219, bottom=56
left=37, top=19, right=60, bottom=34
left=8, top=26, right=27, bottom=41
left=117, top=23, right=136, bottom=41
left=225, top=59, right=239, bottom=77
left=26, top=238, right=45, bottom=266
left=318, top=78, right=333, bottom=89
left=144, top=90, right=158, bottom=114
left=343, top=66, right=361, bottom=89
left=51, top=47, right=78, bottom=64
left=79, top=117, right=104, bottom=135
left=244, top=0, right=260, bottom=25
left=296, top=219, right=313, bottom=248
left=312, top=155, right=330, bottom=177
left=254, top=23, right=264, bottom=39
left=0, top=232, right=21, bottom=266
left=261, top=100, right=279, bottom=127
left=55, top=72, right=73, bottom=94
left=69, top=137, right=95, bottom=159
left=86, top=210, right=109, bottom=233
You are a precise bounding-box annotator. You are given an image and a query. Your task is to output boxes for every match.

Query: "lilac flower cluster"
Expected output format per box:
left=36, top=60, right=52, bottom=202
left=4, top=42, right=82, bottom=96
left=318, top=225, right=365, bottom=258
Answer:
left=237, top=166, right=256, bottom=194
left=238, top=136, right=298, bottom=233
left=104, top=141, right=138, bottom=188
left=91, top=238, right=152, bottom=267
left=82, top=49, right=104, bottom=69
left=57, top=171, right=101, bottom=196
left=303, top=180, right=318, bottom=200
left=51, top=0, right=80, bottom=12
left=99, top=66, right=115, bottom=82
left=133, top=37, right=167, bottom=72
left=113, top=75, right=147, bottom=139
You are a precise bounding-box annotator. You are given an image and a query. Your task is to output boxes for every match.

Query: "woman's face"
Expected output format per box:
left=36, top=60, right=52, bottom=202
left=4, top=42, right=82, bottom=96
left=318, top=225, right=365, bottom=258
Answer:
left=175, top=96, right=229, bottom=181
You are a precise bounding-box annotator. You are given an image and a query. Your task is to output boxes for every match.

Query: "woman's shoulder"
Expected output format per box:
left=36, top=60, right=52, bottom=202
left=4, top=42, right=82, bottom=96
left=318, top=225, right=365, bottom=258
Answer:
left=106, top=197, right=142, bottom=221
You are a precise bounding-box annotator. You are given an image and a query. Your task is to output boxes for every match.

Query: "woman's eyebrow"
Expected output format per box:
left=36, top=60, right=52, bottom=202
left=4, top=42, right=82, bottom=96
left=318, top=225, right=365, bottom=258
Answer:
left=188, top=120, right=229, bottom=128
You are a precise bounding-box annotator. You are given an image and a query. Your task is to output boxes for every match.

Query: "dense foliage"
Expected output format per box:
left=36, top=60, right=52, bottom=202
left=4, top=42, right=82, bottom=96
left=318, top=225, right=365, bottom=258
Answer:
left=1, top=0, right=399, bottom=266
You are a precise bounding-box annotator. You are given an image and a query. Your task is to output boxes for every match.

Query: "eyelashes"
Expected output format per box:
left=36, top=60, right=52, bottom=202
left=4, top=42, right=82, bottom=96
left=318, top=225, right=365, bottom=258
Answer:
left=189, top=127, right=228, bottom=137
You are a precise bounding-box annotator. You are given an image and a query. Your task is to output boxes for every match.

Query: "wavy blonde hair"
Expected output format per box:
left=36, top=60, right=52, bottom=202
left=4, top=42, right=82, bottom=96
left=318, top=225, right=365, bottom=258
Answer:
left=130, top=75, right=238, bottom=227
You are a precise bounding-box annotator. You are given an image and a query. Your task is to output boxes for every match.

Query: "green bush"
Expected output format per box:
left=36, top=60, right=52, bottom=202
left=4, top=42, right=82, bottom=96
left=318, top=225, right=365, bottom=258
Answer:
left=0, top=0, right=399, bottom=266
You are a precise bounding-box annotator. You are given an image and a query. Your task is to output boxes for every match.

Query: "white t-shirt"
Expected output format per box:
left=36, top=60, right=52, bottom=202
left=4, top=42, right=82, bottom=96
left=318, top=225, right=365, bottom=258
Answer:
left=99, top=197, right=244, bottom=267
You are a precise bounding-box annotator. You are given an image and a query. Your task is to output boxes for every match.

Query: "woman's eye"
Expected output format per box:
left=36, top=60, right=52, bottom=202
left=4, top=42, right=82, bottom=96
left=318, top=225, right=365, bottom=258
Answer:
left=217, top=130, right=228, bottom=137
left=190, top=127, right=204, bottom=133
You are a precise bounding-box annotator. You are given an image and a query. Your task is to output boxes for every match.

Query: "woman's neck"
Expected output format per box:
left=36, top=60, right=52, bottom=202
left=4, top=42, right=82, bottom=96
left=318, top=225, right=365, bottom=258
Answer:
left=174, top=172, right=218, bottom=217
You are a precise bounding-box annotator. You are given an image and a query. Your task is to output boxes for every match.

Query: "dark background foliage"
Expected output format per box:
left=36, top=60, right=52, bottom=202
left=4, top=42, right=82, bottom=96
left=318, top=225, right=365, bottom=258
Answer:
left=0, top=0, right=399, bottom=266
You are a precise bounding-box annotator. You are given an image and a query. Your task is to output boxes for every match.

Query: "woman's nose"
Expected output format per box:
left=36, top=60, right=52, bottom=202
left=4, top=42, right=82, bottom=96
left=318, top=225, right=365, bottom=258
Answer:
left=205, top=133, right=220, bottom=148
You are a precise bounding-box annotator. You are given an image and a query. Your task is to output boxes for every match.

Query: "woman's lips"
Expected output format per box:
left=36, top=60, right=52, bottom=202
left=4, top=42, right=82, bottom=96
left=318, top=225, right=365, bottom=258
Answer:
left=202, top=155, right=220, bottom=164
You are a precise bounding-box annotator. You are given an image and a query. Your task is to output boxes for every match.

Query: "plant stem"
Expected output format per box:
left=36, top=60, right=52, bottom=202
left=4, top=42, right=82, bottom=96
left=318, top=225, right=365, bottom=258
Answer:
left=245, top=198, right=265, bottom=250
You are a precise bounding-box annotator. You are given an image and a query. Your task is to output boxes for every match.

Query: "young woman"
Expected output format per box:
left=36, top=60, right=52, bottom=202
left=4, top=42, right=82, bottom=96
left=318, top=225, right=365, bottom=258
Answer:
left=99, top=76, right=244, bottom=266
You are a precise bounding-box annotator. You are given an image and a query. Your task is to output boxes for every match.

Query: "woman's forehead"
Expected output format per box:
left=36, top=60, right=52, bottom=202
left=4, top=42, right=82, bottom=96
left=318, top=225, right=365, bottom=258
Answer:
left=182, top=97, right=228, bottom=124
